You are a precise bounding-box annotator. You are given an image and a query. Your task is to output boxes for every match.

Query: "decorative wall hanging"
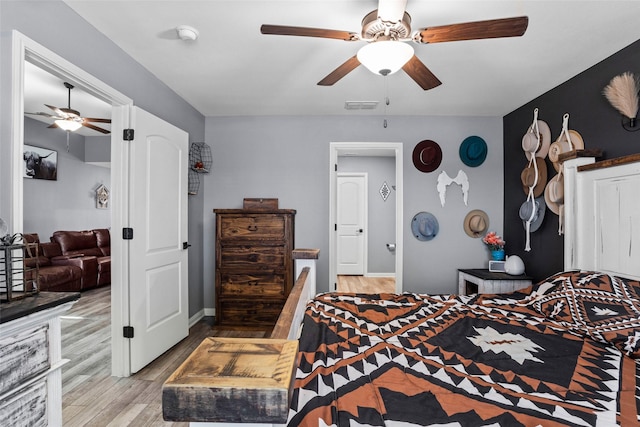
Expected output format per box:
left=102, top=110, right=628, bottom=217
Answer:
left=379, top=181, right=390, bottom=201
left=411, top=212, right=439, bottom=241
left=95, top=184, right=109, bottom=209
left=459, top=136, right=487, bottom=167
left=412, top=140, right=442, bottom=173
left=437, top=170, right=469, bottom=207
left=603, top=72, right=639, bottom=131
left=23, top=144, right=57, bottom=181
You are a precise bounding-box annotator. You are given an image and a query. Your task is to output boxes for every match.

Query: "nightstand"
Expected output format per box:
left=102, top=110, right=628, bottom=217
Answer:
left=458, top=268, right=533, bottom=295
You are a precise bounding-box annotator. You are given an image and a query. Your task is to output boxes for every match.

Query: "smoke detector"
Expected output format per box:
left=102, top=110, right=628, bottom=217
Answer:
left=176, top=25, right=199, bottom=41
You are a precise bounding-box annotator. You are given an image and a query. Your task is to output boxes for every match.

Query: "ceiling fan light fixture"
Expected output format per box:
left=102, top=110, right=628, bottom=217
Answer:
left=55, top=119, right=82, bottom=132
left=357, top=41, right=414, bottom=76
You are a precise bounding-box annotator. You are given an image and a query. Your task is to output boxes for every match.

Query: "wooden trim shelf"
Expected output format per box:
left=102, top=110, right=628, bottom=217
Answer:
left=577, top=152, right=640, bottom=172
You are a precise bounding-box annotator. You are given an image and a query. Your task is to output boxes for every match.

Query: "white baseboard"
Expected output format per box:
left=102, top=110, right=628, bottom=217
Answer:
left=204, top=308, right=216, bottom=317
left=365, top=272, right=396, bottom=278
left=189, top=310, right=205, bottom=328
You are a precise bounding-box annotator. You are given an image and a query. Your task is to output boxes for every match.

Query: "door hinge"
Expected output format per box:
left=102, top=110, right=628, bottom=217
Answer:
left=122, top=227, right=134, bottom=240
left=334, top=223, right=337, bottom=231
left=335, top=164, right=338, bottom=172
left=123, top=326, right=134, bottom=338
left=123, top=128, right=135, bottom=141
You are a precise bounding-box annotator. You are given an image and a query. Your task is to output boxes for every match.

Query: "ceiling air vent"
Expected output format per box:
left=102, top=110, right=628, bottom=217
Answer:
left=344, top=101, right=379, bottom=110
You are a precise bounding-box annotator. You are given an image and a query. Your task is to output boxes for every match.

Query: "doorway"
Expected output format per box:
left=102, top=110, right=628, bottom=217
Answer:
left=11, top=31, right=134, bottom=376
left=329, top=142, right=403, bottom=293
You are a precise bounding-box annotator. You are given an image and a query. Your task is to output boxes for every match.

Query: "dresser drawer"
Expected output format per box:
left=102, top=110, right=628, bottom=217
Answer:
left=219, top=273, right=285, bottom=298
left=219, top=245, right=285, bottom=268
left=218, top=300, right=284, bottom=326
left=0, top=379, right=47, bottom=427
left=219, top=215, right=286, bottom=240
left=0, top=325, right=50, bottom=396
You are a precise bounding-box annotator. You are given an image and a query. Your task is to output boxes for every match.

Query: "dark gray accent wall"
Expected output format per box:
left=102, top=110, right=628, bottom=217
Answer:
left=504, top=38, right=640, bottom=283
left=0, top=0, right=206, bottom=316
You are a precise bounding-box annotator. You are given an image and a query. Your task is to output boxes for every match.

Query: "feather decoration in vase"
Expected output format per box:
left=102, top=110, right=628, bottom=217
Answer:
left=603, top=72, right=639, bottom=126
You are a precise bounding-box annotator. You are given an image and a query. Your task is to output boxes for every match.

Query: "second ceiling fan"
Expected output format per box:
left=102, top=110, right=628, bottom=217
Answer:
left=261, top=0, right=528, bottom=90
left=26, top=82, right=111, bottom=134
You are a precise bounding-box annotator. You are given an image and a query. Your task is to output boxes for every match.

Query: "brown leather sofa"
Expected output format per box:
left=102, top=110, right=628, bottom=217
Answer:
left=51, top=229, right=111, bottom=287
left=23, top=233, right=92, bottom=292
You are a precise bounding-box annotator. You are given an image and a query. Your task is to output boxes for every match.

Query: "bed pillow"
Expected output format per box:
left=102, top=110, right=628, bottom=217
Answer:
left=532, top=270, right=640, bottom=358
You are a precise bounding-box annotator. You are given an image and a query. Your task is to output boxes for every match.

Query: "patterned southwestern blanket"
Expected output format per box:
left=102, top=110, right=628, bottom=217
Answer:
left=287, top=276, right=640, bottom=426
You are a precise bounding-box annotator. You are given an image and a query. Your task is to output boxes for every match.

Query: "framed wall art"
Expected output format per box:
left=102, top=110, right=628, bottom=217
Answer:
left=23, top=144, right=57, bottom=181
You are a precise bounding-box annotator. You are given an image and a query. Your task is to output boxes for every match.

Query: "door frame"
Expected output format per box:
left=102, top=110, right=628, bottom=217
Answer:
left=10, top=31, right=135, bottom=376
left=336, top=172, right=368, bottom=276
left=329, top=142, right=403, bottom=292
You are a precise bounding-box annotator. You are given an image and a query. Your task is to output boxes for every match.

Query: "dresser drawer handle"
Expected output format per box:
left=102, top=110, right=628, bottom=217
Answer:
left=247, top=225, right=258, bottom=232
left=248, top=281, right=259, bottom=286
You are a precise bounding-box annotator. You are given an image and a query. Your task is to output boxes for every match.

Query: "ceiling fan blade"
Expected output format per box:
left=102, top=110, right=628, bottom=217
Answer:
left=402, top=55, right=442, bottom=90
left=261, top=24, right=358, bottom=41
left=377, top=0, right=407, bottom=23
left=82, top=122, right=111, bottom=134
left=45, top=104, right=67, bottom=117
left=47, top=122, right=59, bottom=129
left=82, top=117, right=112, bottom=123
left=416, top=16, right=528, bottom=44
left=317, top=56, right=361, bottom=86
left=25, top=111, right=61, bottom=119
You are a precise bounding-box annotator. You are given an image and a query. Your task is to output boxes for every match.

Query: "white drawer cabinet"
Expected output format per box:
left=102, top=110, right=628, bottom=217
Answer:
left=0, top=292, right=79, bottom=426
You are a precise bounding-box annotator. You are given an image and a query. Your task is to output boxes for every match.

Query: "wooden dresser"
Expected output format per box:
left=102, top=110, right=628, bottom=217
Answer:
left=214, top=208, right=295, bottom=327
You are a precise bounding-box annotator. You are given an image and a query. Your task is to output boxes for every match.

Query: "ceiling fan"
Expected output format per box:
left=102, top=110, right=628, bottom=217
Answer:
left=26, top=82, right=111, bottom=134
left=260, top=0, right=528, bottom=90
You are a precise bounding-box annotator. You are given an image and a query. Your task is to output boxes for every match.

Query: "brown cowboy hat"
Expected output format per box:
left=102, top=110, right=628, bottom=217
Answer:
left=463, top=209, right=490, bottom=238
left=520, top=157, right=548, bottom=198
left=544, top=173, right=564, bottom=216
left=548, top=130, right=585, bottom=172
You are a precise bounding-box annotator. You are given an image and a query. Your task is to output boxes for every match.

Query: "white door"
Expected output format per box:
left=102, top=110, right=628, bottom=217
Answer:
left=128, top=107, right=189, bottom=373
left=337, top=173, right=367, bottom=275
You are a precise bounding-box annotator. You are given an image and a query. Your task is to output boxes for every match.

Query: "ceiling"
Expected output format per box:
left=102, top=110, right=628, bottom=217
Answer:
left=24, top=1, right=640, bottom=130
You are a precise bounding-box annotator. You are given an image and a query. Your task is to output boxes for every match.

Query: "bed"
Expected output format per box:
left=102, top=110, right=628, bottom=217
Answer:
left=164, top=154, right=640, bottom=426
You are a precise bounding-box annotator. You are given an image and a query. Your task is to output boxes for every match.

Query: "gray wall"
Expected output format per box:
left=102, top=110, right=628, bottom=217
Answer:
left=503, top=38, right=640, bottom=282
left=23, top=117, right=111, bottom=239
left=339, top=155, right=396, bottom=275
left=0, top=0, right=206, bottom=316
left=204, top=115, right=503, bottom=308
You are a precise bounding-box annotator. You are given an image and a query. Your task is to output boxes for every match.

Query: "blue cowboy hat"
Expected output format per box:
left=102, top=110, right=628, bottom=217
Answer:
left=411, top=212, right=439, bottom=241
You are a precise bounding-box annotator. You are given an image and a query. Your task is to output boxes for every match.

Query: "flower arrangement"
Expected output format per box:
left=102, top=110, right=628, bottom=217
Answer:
left=482, top=231, right=505, bottom=251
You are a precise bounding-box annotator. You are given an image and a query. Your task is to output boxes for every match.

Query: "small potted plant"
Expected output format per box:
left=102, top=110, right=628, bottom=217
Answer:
left=482, top=231, right=505, bottom=260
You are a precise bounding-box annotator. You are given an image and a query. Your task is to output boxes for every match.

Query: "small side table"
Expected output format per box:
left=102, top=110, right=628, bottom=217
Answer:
left=458, top=269, right=532, bottom=295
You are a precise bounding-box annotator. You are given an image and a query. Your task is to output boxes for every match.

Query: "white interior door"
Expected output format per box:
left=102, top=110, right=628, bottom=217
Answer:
left=337, top=173, right=367, bottom=275
left=128, top=107, right=189, bottom=373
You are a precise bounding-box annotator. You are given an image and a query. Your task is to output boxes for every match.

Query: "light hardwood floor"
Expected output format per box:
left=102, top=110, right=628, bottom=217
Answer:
left=336, top=275, right=396, bottom=293
left=60, top=286, right=269, bottom=426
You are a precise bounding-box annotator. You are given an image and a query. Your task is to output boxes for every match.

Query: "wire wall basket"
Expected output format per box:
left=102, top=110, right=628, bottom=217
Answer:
left=190, top=142, right=212, bottom=173
left=188, top=169, right=200, bottom=196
